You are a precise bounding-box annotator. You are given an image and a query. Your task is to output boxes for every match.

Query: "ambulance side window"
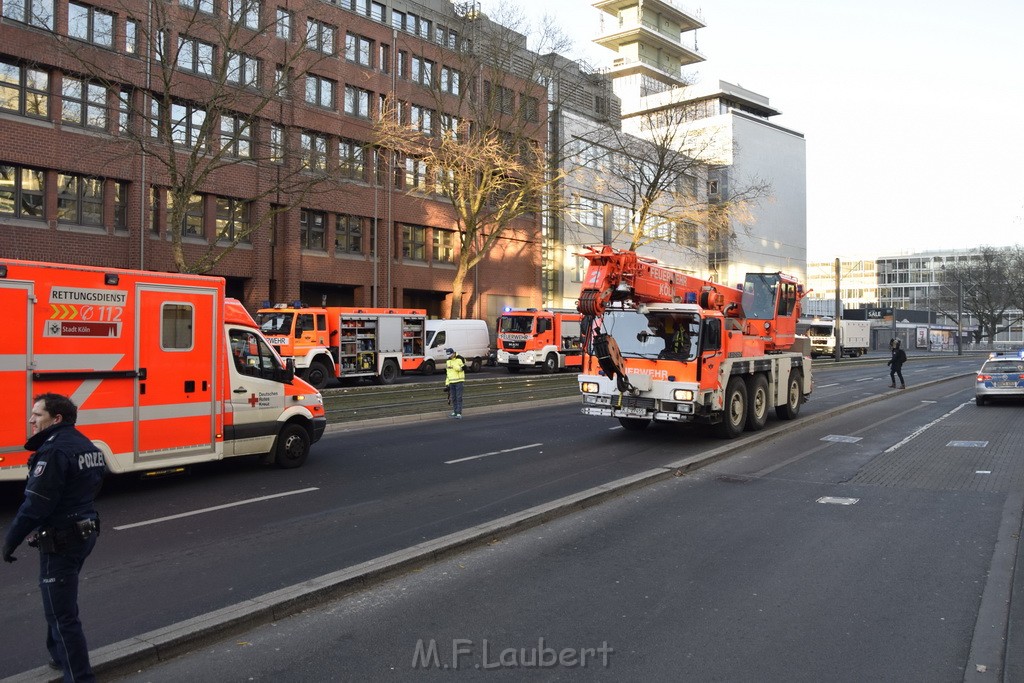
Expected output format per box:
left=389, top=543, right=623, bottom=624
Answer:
left=162, top=304, right=194, bottom=350
left=230, top=329, right=287, bottom=382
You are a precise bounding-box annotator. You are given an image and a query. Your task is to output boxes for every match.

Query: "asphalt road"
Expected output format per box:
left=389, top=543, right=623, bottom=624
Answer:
left=0, top=353, right=993, bottom=680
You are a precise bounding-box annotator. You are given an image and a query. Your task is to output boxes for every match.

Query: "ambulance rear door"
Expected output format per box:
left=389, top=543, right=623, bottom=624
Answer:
left=0, top=279, right=32, bottom=470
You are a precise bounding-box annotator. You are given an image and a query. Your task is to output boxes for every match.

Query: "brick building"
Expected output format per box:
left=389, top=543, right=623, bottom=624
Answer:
left=0, top=0, right=544, bottom=320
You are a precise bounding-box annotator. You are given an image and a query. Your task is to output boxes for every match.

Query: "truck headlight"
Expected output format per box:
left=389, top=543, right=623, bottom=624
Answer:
left=581, top=382, right=600, bottom=393
left=672, top=389, right=694, bottom=401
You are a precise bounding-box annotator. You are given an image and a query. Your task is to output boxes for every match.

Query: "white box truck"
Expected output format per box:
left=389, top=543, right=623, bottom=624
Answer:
left=800, top=317, right=871, bottom=358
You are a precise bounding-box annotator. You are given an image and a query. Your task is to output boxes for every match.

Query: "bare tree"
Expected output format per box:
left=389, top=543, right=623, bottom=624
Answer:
left=51, top=0, right=339, bottom=273
left=373, top=4, right=572, bottom=318
left=936, top=245, right=1024, bottom=343
left=572, top=102, right=771, bottom=256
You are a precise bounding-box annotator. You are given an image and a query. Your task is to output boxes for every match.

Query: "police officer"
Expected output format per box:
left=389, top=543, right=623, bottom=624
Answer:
left=444, top=348, right=466, bottom=419
left=3, top=393, right=106, bottom=683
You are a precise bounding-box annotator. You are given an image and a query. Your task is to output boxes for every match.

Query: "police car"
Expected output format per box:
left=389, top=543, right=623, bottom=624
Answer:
left=975, top=350, right=1024, bottom=406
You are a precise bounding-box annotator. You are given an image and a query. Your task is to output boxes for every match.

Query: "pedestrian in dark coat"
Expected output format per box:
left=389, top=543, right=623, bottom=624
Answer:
left=887, top=339, right=908, bottom=389
left=3, top=393, right=106, bottom=683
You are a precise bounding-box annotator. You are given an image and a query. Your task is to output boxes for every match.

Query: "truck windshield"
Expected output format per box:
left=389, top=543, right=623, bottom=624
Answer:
left=257, top=312, right=293, bottom=335
left=742, top=273, right=780, bottom=320
left=806, top=325, right=833, bottom=336
left=499, top=316, right=533, bottom=334
left=603, top=310, right=700, bottom=361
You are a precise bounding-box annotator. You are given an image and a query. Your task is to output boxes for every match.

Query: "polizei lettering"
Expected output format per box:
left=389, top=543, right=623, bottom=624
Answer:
left=79, top=451, right=106, bottom=469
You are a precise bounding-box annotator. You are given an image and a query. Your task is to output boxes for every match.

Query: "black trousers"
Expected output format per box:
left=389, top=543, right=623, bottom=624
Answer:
left=890, top=365, right=905, bottom=385
left=39, top=534, right=97, bottom=683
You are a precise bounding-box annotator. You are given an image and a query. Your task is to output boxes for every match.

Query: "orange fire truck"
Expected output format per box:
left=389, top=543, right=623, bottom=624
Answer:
left=0, top=260, right=326, bottom=481
left=495, top=309, right=584, bottom=373
left=256, top=304, right=428, bottom=388
left=576, top=246, right=812, bottom=438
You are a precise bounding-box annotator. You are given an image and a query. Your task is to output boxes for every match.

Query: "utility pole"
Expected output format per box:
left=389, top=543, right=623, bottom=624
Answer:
left=834, top=258, right=842, bottom=361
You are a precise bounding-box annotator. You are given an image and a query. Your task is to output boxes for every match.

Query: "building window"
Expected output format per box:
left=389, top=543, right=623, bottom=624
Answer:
left=440, top=113, right=460, bottom=139
left=228, top=0, right=260, bottom=30
left=345, top=33, right=372, bottom=67
left=338, top=138, right=365, bottom=180
left=335, top=214, right=362, bottom=253
left=113, top=181, right=127, bottom=231
left=216, top=197, right=250, bottom=242
left=56, top=174, right=103, bottom=226
left=370, top=1, right=385, bottom=22
left=167, top=192, right=205, bottom=237
left=433, top=229, right=454, bottom=263
left=396, top=50, right=407, bottom=79
left=177, top=36, right=215, bottom=76
left=180, top=0, right=214, bottom=14
left=391, top=10, right=405, bottom=31
left=404, top=157, right=428, bottom=191
left=275, top=8, right=290, bottom=39
left=440, top=66, right=460, bottom=95
left=125, top=19, right=140, bottom=54
left=410, top=105, right=433, bottom=136
left=300, top=209, right=326, bottom=250
left=61, top=77, right=107, bottom=130
left=521, top=94, right=539, bottom=123
left=0, top=165, right=46, bottom=220
left=305, top=19, right=336, bottom=55
left=270, top=124, right=285, bottom=163
left=115, top=88, right=131, bottom=134
left=226, top=52, right=260, bottom=88
left=401, top=224, right=426, bottom=261
left=274, top=66, right=291, bottom=97
left=300, top=131, right=328, bottom=171
left=410, top=56, right=433, bottom=86
left=220, top=114, right=252, bottom=158
left=169, top=102, right=207, bottom=148
left=2, top=0, right=54, bottom=29
left=378, top=43, right=390, bottom=73
left=305, top=74, right=335, bottom=109
left=68, top=2, right=114, bottom=48
left=0, top=59, right=49, bottom=119
left=485, top=81, right=515, bottom=115
left=343, top=85, right=371, bottom=118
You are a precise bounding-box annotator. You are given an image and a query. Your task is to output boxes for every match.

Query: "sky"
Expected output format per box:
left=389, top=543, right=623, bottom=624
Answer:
left=482, top=0, right=1024, bottom=260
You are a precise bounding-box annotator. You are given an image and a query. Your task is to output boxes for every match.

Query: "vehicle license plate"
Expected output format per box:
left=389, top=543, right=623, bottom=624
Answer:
left=996, top=381, right=1017, bottom=387
left=621, top=406, right=647, bottom=417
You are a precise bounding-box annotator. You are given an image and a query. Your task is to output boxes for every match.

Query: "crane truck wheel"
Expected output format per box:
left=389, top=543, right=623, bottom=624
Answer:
left=775, top=371, right=804, bottom=420
left=542, top=353, right=558, bottom=374
left=304, top=360, right=331, bottom=390
left=376, top=359, right=399, bottom=385
left=745, top=374, right=770, bottom=431
left=715, top=377, right=748, bottom=439
left=618, top=417, right=650, bottom=431
left=273, top=423, right=310, bottom=469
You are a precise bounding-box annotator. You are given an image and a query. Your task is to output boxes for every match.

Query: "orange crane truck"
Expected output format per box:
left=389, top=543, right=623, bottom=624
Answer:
left=576, top=246, right=813, bottom=438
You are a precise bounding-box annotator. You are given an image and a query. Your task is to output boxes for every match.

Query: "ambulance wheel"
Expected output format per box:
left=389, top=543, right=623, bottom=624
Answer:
left=274, top=424, right=309, bottom=469
left=470, top=357, right=483, bottom=373
left=618, top=417, right=650, bottom=431
left=745, top=374, right=769, bottom=431
left=775, top=371, right=803, bottom=420
left=304, top=361, right=330, bottom=390
left=507, top=365, right=521, bottom=373
left=542, top=353, right=558, bottom=374
left=420, top=359, right=435, bottom=376
left=715, top=377, right=747, bottom=439
left=376, top=359, right=399, bottom=385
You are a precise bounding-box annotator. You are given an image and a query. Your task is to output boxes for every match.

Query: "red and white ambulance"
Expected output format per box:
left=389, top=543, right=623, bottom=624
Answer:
left=0, top=259, right=326, bottom=481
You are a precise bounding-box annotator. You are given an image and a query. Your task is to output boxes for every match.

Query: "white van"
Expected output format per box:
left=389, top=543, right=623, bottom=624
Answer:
left=423, top=319, right=491, bottom=374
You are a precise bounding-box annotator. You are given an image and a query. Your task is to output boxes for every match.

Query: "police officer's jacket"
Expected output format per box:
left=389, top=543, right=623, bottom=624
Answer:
left=3, top=423, right=106, bottom=551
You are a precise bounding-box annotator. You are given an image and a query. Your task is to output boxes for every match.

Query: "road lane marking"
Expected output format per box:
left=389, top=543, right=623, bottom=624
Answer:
left=445, top=443, right=542, bottom=464
left=113, top=488, right=320, bottom=530
left=817, top=496, right=859, bottom=505
left=817, top=383, right=839, bottom=388
left=884, top=400, right=972, bottom=453
left=821, top=435, right=863, bottom=443
left=855, top=377, right=873, bottom=382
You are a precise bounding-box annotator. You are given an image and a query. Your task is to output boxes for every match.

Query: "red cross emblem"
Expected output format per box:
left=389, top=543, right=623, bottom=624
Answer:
left=248, top=393, right=259, bottom=407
